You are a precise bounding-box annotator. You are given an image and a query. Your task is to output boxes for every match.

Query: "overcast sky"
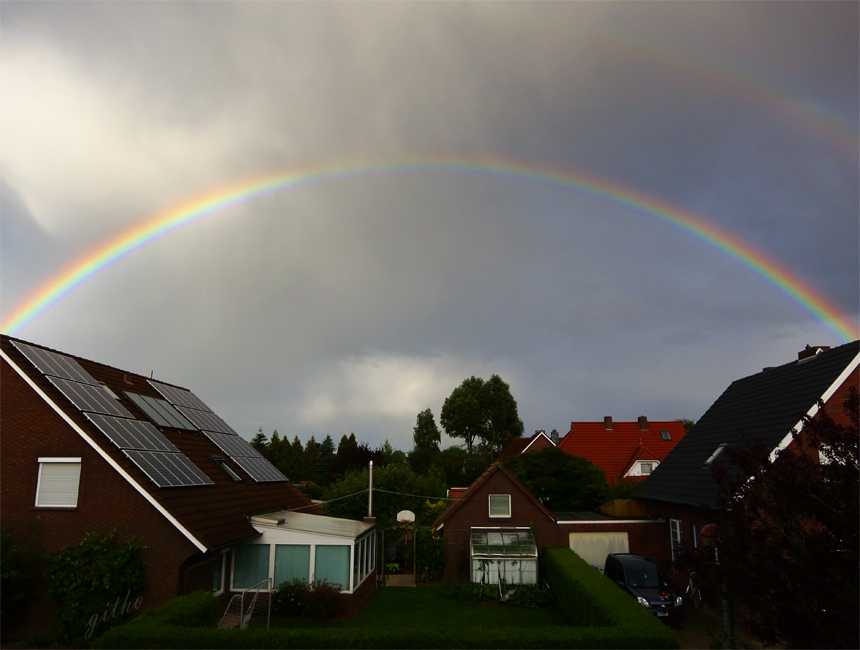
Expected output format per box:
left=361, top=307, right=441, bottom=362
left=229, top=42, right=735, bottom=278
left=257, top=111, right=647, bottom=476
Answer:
left=2, top=1, right=857, bottom=451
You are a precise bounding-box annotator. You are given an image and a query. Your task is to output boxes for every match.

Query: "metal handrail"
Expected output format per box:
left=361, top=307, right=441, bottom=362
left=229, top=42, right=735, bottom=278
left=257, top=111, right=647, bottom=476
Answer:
left=218, top=577, right=273, bottom=629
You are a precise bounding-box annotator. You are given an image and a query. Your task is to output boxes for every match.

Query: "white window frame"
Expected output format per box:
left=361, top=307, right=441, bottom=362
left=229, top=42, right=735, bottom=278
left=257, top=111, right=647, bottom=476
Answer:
left=640, top=462, right=654, bottom=475
left=35, top=457, right=82, bottom=508
left=213, top=549, right=228, bottom=596
left=670, top=519, right=682, bottom=562
left=691, top=524, right=699, bottom=549
left=488, top=494, right=511, bottom=518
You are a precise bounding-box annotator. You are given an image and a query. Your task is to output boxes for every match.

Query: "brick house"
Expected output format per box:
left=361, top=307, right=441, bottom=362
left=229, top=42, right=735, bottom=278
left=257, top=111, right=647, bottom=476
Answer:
left=498, top=429, right=558, bottom=462
left=557, top=417, right=687, bottom=483
left=0, top=335, right=376, bottom=639
left=635, top=341, right=860, bottom=567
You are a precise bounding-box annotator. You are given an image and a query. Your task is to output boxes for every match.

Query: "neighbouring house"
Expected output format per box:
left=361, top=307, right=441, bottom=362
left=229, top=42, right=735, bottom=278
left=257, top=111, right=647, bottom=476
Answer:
left=499, top=429, right=558, bottom=462
left=634, top=341, right=860, bottom=567
left=557, top=417, right=687, bottom=483
left=432, top=463, right=668, bottom=580
left=0, top=335, right=376, bottom=639
left=432, top=464, right=559, bottom=584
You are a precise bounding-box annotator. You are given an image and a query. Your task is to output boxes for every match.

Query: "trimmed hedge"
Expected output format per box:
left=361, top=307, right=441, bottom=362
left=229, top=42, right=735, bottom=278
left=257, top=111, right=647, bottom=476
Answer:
left=96, top=549, right=679, bottom=649
left=542, top=547, right=678, bottom=646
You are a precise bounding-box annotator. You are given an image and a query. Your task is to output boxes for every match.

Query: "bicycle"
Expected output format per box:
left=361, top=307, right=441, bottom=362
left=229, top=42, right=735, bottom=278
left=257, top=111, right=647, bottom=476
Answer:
left=685, top=572, right=702, bottom=608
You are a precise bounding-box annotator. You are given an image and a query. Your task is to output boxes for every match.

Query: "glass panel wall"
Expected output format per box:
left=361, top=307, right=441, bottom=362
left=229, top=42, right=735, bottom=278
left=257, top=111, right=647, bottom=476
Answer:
left=315, top=545, right=350, bottom=590
left=233, top=544, right=270, bottom=588
left=274, top=545, right=311, bottom=587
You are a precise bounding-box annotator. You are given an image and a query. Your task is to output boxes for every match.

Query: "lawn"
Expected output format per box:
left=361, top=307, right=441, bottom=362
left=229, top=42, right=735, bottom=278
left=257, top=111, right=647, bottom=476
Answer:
left=268, top=586, right=567, bottom=629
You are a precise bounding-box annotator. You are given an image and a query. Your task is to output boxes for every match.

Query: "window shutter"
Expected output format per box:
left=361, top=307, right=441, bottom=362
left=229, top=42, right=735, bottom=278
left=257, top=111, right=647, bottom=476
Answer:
left=36, top=460, right=81, bottom=507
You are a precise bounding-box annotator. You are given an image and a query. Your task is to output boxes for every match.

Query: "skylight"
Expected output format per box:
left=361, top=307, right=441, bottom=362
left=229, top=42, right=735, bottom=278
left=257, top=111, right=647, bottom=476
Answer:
left=704, top=443, right=728, bottom=465
left=660, top=430, right=672, bottom=441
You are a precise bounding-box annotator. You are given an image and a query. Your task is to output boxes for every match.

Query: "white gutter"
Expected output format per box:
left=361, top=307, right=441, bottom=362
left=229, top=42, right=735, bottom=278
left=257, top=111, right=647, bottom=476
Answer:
left=2, top=350, right=208, bottom=553
left=770, top=349, right=860, bottom=462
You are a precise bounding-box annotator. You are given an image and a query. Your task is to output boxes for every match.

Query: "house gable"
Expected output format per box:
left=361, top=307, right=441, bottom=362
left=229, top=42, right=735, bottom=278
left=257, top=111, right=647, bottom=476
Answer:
left=635, top=340, right=860, bottom=509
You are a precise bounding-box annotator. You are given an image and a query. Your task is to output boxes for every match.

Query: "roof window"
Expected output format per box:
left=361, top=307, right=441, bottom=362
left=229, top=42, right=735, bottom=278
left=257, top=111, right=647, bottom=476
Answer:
left=660, top=430, right=672, bottom=441
left=211, top=456, right=243, bottom=483
left=704, top=444, right=728, bottom=466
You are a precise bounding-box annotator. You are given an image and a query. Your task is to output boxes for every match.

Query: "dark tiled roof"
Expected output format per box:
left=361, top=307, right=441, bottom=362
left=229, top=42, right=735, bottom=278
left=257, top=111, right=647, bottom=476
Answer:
left=635, top=340, right=859, bottom=509
left=557, top=421, right=687, bottom=482
left=2, top=335, right=321, bottom=550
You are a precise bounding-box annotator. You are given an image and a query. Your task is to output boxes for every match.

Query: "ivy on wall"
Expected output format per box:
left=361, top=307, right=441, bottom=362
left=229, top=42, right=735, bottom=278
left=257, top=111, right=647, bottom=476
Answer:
left=46, top=532, right=147, bottom=646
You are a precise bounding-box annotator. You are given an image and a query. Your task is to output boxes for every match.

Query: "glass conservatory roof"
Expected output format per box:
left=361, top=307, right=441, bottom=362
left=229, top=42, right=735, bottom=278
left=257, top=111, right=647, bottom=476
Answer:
left=470, top=529, right=537, bottom=558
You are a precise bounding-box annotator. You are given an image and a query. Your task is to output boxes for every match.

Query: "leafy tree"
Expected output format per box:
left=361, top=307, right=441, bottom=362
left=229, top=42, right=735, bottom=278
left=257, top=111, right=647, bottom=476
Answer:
left=337, top=433, right=358, bottom=456
left=1, top=527, right=39, bottom=632
left=302, top=436, right=320, bottom=482
left=504, top=447, right=609, bottom=511
left=689, top=388, right=859, bottom=649
left=440, top=374, right=523, bottom=458
left=379, top=439, right=408, bottom=466
left=676, top=418, right=696, bottom=432
left=436, top=445, right=468, bottom=486
left=410, top=409, right=442, bottom=474
left=329, top=441, right=383, bottom=477
left=321, top=464, right=446, bottom=528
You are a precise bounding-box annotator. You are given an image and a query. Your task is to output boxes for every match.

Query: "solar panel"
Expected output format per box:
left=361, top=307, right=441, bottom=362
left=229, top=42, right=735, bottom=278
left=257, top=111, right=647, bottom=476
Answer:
left=47, top=376, right=134, bottom=418
left=175, top=406, right=237, bottom=435
left=203, top=431, right=263, bottom=458
left=85, top=413, right=180, bottom=452
left=12, top=340, right=100, bottom=386
left=148, top=381, right=212, bottom=412
left=125, top=392, right=196, bottom=430
left=124, top=450, right=214, bottom=487
left=232, top=456, right=288, bottom=483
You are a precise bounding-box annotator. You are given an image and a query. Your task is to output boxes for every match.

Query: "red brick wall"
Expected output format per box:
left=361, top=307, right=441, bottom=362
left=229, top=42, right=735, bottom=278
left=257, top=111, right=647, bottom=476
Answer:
left=1, top=358, right=202, bottom=639
left=440, top=470, right=560, bottom=582
left=341, top=570, right=376, bottom=616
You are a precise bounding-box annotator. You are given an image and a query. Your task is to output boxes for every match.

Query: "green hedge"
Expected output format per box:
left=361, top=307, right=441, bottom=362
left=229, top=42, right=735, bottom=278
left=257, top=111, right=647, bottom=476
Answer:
left=542, top=547, right=678, bottom=646
left=96, top=549, right=678, bottom=649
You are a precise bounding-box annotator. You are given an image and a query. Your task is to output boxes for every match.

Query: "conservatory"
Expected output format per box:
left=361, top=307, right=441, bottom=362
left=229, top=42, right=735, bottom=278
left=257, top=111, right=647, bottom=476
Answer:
left=231, top=511, right=376, bottom=594
left=470, top=528, right=538, bottom=585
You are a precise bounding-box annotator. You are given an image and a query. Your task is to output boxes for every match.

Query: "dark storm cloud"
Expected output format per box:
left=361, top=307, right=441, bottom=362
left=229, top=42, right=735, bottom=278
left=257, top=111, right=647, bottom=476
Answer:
left=1, top=1, right=856, bottom=448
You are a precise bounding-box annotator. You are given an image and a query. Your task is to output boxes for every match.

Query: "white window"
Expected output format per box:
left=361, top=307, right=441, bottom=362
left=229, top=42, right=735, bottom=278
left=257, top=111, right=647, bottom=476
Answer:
left=705, top=443, right=728, bottom=465
left=640, top=462, right=654, bottom=475
left=35, top=458, right=81, bottom=507
left=489, top=494, right=511, bottom=518
left=670, top=519, right=682, bottom=562
left=213, top=550, right=228, bottom=595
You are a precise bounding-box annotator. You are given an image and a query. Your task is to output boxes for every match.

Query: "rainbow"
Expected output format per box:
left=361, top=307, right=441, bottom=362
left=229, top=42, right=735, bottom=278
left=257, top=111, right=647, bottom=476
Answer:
left=2, top=158, right=857, bottom=342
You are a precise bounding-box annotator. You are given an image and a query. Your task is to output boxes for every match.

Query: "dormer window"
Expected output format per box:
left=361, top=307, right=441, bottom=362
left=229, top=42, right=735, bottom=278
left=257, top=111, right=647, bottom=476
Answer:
left=705, top=444, right=728, bottom=466
left=211, top=456, right=243, bottom=483
left=640, top=462, right=654, bottom=475
left=489, top=494, right=511, bottom=518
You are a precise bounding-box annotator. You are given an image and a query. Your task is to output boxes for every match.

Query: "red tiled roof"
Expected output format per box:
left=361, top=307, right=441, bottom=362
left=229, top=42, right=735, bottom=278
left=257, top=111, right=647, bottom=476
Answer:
left=432, top=463, right=556, bottom=529
left=2, top=335, right=322, bottom=551
left=557, top=420, right=687, bottom=483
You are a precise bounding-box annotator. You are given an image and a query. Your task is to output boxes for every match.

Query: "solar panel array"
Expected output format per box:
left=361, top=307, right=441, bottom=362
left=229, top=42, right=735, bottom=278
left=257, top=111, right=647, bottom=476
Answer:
left=47, top=376, right=134, bottom=418
left=203, top=432, right=287, bottom=482
left=148, top=381, right=212, bottom=411
left=86, top=413, right=181, bottom=453
left=125, top=392, right=196, bottom=430
left=123, top=450, right=213, bottom=488
left=149, top=380, right=287, bottom=482
left=12, top=340, right=214, bottom=488
left=11, top=340, right=100, bottom=386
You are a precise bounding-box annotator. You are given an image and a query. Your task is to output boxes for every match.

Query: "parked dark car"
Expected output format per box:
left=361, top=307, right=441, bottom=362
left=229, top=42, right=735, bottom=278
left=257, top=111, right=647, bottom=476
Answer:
left=604, top=553, right=683, bottom=624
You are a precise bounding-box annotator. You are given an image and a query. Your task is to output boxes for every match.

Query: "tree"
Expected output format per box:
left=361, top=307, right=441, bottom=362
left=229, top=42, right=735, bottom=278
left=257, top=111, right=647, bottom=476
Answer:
left=410, top=409, right=441, bottom=474
left=676, top=418, right=696, bottom=432
left=440, top=374, right=524, bottom=458
left=691, top=388, right=858, bottom=649
left=316, top=434, right=336, bottom=481
left=379, top=439, right=408, bottom=466
left=329, top=441, right=383, bottom=477
left=504, top=447, right=609, bottom=511
left=321, top=463, right=446, bottom=528
left=250, top=428, right=269, bottom=459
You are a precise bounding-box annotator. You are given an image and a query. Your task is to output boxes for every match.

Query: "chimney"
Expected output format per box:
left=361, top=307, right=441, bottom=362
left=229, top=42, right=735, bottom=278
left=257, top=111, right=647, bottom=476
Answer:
left=604, top=416, right=613, bottom=431
left=798, top=345, right=830, bottom=361
left=551, top=429, right=559, bottom=445
left=638, top=416, right=648, bottom=431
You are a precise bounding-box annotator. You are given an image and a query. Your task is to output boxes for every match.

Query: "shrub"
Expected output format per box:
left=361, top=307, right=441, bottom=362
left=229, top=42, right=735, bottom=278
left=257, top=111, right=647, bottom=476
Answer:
left=273, top=578, right=309, bottom=617
left=303, top=580, right=343, bottom=619
left=47, top=532, right=147, bottom=646
left=505, top=584, right=553, bottom=608
left=1, top=527, right=39, bottom=632
left=132, top=590, right=218, bottom=628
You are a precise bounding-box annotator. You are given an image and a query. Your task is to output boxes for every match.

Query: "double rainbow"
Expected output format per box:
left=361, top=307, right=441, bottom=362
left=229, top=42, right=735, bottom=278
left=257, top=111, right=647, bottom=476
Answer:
left=2, top=158, right=856, bottom=342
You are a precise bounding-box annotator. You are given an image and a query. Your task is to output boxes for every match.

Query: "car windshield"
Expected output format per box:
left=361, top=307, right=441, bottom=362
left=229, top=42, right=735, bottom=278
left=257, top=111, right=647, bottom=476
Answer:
left=626, top=567, right=661, bottom=588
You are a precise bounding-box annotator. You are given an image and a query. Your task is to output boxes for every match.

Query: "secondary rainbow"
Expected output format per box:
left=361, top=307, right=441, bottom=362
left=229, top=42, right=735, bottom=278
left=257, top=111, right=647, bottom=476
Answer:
left=2, top=158, right=856, bottom=342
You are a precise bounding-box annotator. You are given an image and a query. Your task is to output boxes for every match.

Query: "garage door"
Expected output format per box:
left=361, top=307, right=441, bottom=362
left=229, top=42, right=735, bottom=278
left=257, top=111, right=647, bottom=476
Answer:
left=569, top=532, right=629, bottom=571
